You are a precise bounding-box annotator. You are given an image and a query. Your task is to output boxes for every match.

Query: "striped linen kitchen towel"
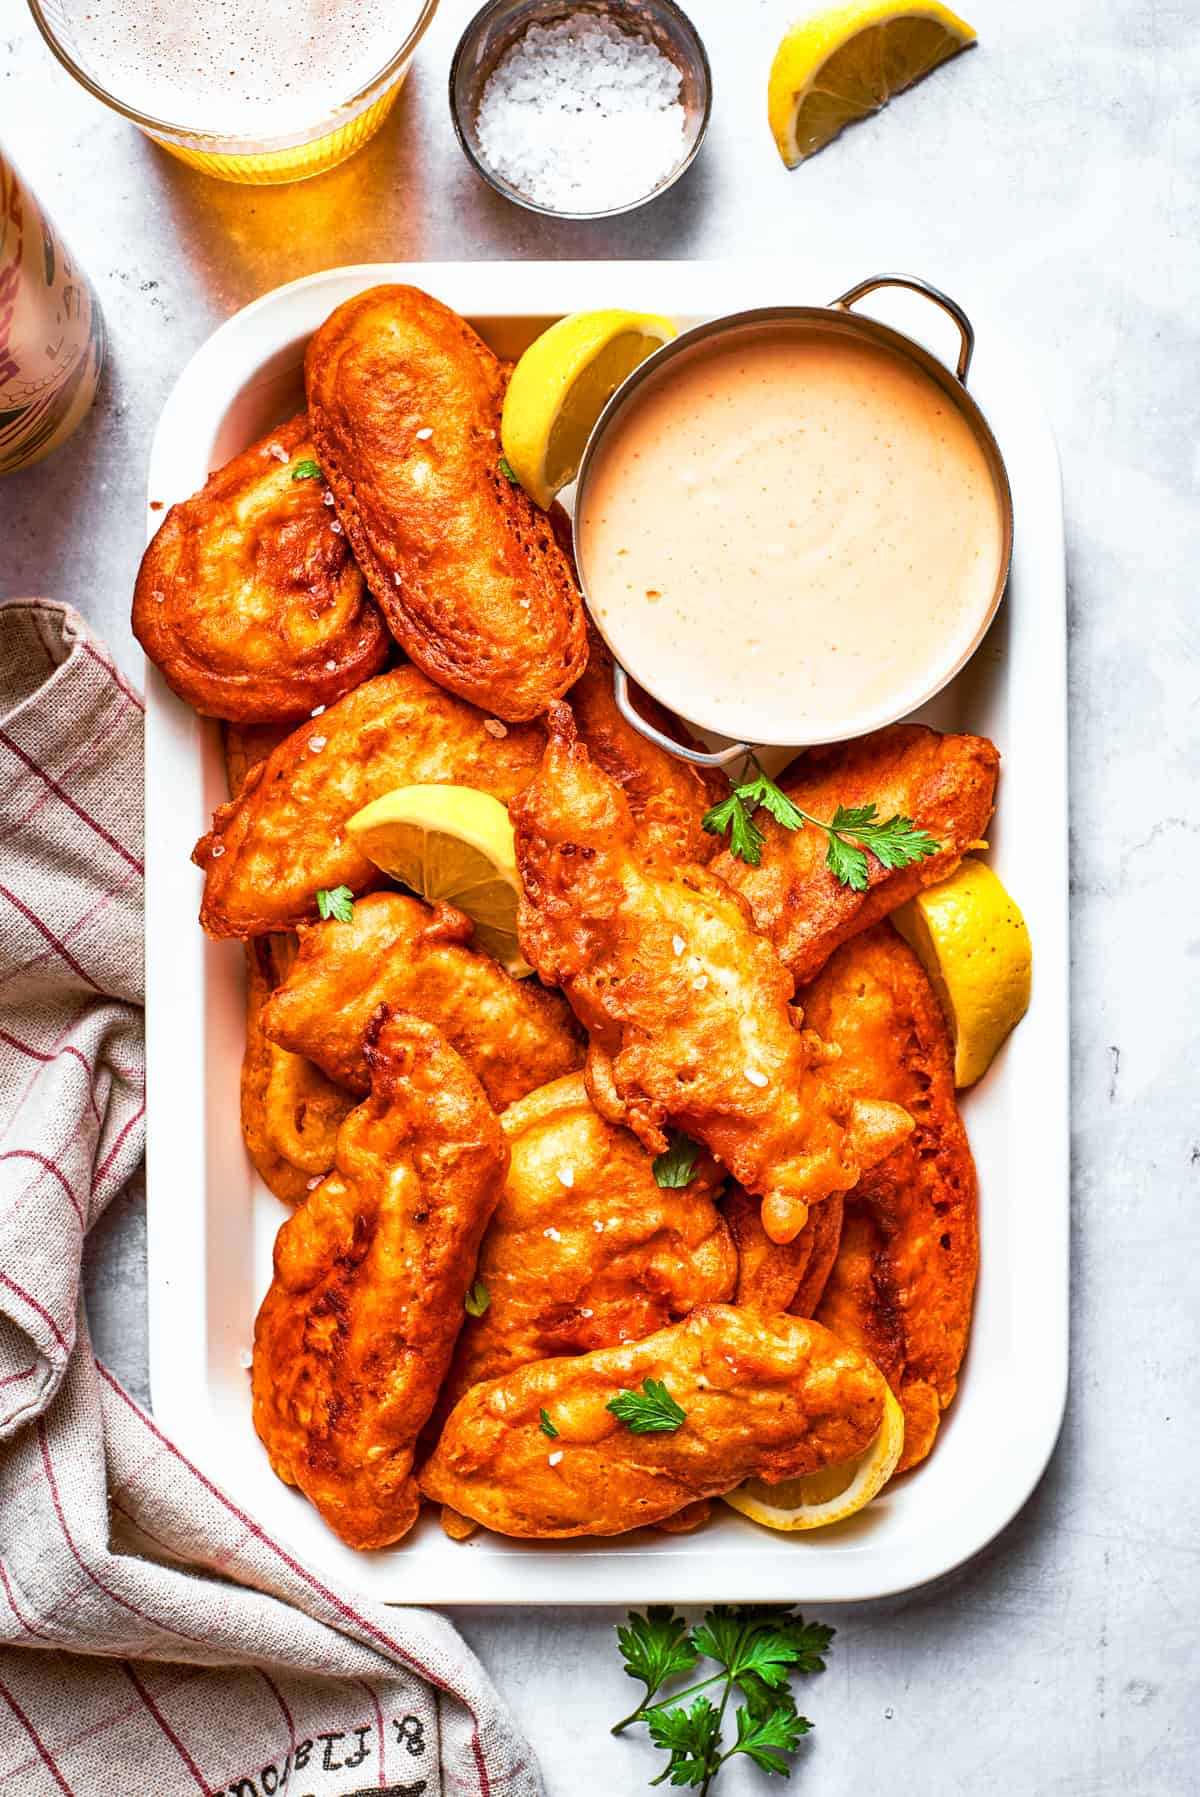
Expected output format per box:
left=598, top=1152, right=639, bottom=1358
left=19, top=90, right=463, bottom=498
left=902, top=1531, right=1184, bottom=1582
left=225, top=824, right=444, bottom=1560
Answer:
left=0, top=599, right=542, bottom=1797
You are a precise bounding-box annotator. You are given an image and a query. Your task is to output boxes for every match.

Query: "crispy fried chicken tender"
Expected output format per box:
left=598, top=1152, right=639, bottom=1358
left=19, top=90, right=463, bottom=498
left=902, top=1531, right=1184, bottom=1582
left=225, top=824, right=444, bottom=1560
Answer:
left=262, top=890, right=583, bottom=1105
left=715, top=724, right=999, bottom=985
left=306, top=285, right=587, bottom=721
left=240, top=936, right=354, bottom=1206
left=807, top=924, right=980, bottom=1471
left=193, top=666, right=544, bottom=937
left=252, top=1011, right=508, bottom=1549
left=511, top=705, right=912, bottom=1245
left=134, top=414, right=388, bottom=723
left=420, top=1305, right=888, bottom=1538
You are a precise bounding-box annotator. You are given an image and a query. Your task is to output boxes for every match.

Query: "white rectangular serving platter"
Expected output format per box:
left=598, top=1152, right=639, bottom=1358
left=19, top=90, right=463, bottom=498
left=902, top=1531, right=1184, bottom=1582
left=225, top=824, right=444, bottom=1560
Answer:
left=144, top=261, right=1068, bottom=1605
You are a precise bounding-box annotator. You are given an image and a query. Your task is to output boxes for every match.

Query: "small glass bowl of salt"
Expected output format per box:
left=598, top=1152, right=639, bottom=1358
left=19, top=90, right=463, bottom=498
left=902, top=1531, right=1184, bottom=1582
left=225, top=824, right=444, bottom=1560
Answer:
left=450, top=0, right=711, bottom=219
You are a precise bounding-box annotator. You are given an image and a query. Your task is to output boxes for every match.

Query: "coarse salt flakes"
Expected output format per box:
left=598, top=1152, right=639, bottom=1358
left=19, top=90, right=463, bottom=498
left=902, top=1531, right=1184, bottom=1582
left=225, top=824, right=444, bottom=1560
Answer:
left=474, top=16, right=687, bottom=215
left=484, top=718, right=508, bottom=738
left=323, top=488, right=335, bottom=506
left=548, top=1450, right=563, bottom=1466
left=209, top=843, right=224, bottom=858
left=672, top=934, right=686, bottom=956
left=544, top=1225, right=562, bottom=1241
left=266, top=441, right=288, bottom=462
left=329, top=519, right=343, bottom=535
left=556, top=1164, right=574, bottom=1188
left=415, top=426, right=433, bottom=440
left=237, top=1348, right=253, bottom=1370
left=308, top=735, right=327, bottom=752
left=311, top=704, right=326, bottom=717
left=744, top=1067, right=769, bottom=1088
left=325, top=659, right=337, bottom=670
left=693, top=974, right=708, bottom=991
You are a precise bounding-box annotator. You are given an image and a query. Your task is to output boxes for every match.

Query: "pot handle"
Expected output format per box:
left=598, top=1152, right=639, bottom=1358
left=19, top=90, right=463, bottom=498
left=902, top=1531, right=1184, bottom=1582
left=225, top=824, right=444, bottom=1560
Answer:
left=612, top=663, right=750, bottom=769
left=831, top=273, right=975, bottom=384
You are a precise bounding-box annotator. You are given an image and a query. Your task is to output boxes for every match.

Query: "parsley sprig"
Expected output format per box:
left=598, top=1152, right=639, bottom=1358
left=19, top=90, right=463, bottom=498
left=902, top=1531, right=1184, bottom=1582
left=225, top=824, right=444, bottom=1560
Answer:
left=702, top=754, right=941, bottom=890
left=316, top=885, right=355, bottom=923
left=290, top=458, right=323, bottom=481
left=607, top=1379, right=686, bottom=1434
left=612, top=1605, right=833, bottom=1790
left=653, top=1130, right=701, bottom=1190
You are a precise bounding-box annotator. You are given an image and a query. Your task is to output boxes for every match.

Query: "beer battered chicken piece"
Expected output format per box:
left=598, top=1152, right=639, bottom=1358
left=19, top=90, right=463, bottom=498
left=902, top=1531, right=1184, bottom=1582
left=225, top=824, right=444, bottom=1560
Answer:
left=567, top=633, right=728, bottom=865
left=512, top=705, right=912, bottom=1245
left=724, top=1185, right=844, bottom=1317
left=252, top=1012, right=509, bottom=1549
left=420, top=1305, right=888, bottom=1537
left=240, top=937, right=354, bottom=1206
left=306, top=285, right=587, bottom=720
left=194, top=666, right=544, bottom=937
left=133, top=414, right=389, bottom=723
left=262, top=890, right=584, bottom=1104
left=715, top=724, right=1000, bottom=985
left=440, top=1074, right=737, bottom=1412
left=807, top=924, right=980, bottom=1472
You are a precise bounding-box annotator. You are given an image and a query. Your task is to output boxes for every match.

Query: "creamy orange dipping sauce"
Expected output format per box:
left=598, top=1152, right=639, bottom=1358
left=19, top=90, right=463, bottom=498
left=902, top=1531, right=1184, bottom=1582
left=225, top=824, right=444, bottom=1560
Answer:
left=578, top=325, right=1004, bottom=744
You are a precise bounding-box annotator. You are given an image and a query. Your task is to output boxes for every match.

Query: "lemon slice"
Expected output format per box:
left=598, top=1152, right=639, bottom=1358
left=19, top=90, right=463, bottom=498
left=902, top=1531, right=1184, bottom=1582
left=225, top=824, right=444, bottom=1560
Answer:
left=768, top=2, right=977, bottom=168
left=722, top=1387, right=905, bottom=1531
left=501, top=309, right=677, bottom=509
left=894, top=857, right=1032, bottom=1087
left=346, top=785, right=530, bottom=976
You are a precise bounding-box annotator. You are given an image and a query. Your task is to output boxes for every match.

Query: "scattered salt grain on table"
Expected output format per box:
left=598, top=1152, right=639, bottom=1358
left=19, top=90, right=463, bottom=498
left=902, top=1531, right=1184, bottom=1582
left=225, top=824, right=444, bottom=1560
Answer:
left=475, top=16, right=687, bottom=214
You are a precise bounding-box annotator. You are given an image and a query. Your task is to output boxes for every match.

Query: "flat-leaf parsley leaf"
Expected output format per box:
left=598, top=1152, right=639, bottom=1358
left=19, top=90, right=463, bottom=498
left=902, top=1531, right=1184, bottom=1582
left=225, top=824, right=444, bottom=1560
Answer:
left=606, top=1379, right=686, bottom=1435
left=702, top=754, right=940, bottom=887
left=290, top=458, right=323, bottom=481
left=653, top=1130, right=702, bottom=1189
left=464, top=1279, right=490, bottom=1317
left=316, top=885, right=355, bottom=923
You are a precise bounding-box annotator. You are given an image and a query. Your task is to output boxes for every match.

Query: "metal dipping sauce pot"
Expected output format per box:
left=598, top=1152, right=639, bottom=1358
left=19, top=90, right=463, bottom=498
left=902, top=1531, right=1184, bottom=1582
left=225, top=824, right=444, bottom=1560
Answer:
left=570, top=273, right=1015, bottom=767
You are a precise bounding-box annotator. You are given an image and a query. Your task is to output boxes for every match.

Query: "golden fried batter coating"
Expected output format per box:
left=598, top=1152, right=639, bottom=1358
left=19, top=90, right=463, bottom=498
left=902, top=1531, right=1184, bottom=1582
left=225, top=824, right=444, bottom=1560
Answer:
left=807, top=924, right=979, bottom=1472
left=440, top=1074, right=736, bottom=1413
left=420, top=1304, right=888, bottom=1538
left=567, top=632, right=728, bottom=866
left=512, top=704, right=912, bottom=1246
left=252, top=1011, right=509, bottom=1549
left=715, top=725, right=1000, bottom=985
left=262, top=890, right=583, bottom=1104
left=306, top=285, right=587, bottom=721
left=222, top=720, right=293, bottom=798
left=134, top=415, right=389, bottom=723
left=240, top=937, right=355, bottom=1206
left=194, top=666, right=544, bottom=938
left=724, top=1185, right=843, bottom=1317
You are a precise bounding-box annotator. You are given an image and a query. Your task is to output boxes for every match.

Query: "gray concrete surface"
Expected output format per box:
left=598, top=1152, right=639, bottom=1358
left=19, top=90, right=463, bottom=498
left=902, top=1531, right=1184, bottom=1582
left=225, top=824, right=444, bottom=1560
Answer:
left=3, top=1, right=1199, bottom=1790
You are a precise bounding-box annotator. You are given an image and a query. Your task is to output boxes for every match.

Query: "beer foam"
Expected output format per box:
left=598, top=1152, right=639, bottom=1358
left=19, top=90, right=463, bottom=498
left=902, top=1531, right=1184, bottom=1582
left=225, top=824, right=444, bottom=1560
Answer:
left=66, top=0, right=426, bottom=137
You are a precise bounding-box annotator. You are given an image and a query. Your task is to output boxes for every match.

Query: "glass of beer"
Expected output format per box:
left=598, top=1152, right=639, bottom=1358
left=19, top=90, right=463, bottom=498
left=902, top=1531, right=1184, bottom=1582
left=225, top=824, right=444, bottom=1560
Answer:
left=27, top=0, right=440, bottom=185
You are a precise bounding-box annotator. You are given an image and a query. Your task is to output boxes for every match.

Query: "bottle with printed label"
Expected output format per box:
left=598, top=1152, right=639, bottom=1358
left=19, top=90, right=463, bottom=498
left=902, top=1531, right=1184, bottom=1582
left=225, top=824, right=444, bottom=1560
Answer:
left=0, top=149, right=104, bottom=476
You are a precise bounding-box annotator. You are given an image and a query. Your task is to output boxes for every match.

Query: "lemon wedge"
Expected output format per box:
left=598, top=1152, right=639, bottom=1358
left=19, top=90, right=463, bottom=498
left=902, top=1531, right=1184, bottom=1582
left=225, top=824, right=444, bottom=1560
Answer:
left=767, top=2, right=977, bottom=168
left=501, top=309, right=677, bottom=509
left=893, top=857, right=1032, bottom=1087
left=722, top=1387, right=905, bottom=1531
left=346, top=785, right=530, bottom=976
